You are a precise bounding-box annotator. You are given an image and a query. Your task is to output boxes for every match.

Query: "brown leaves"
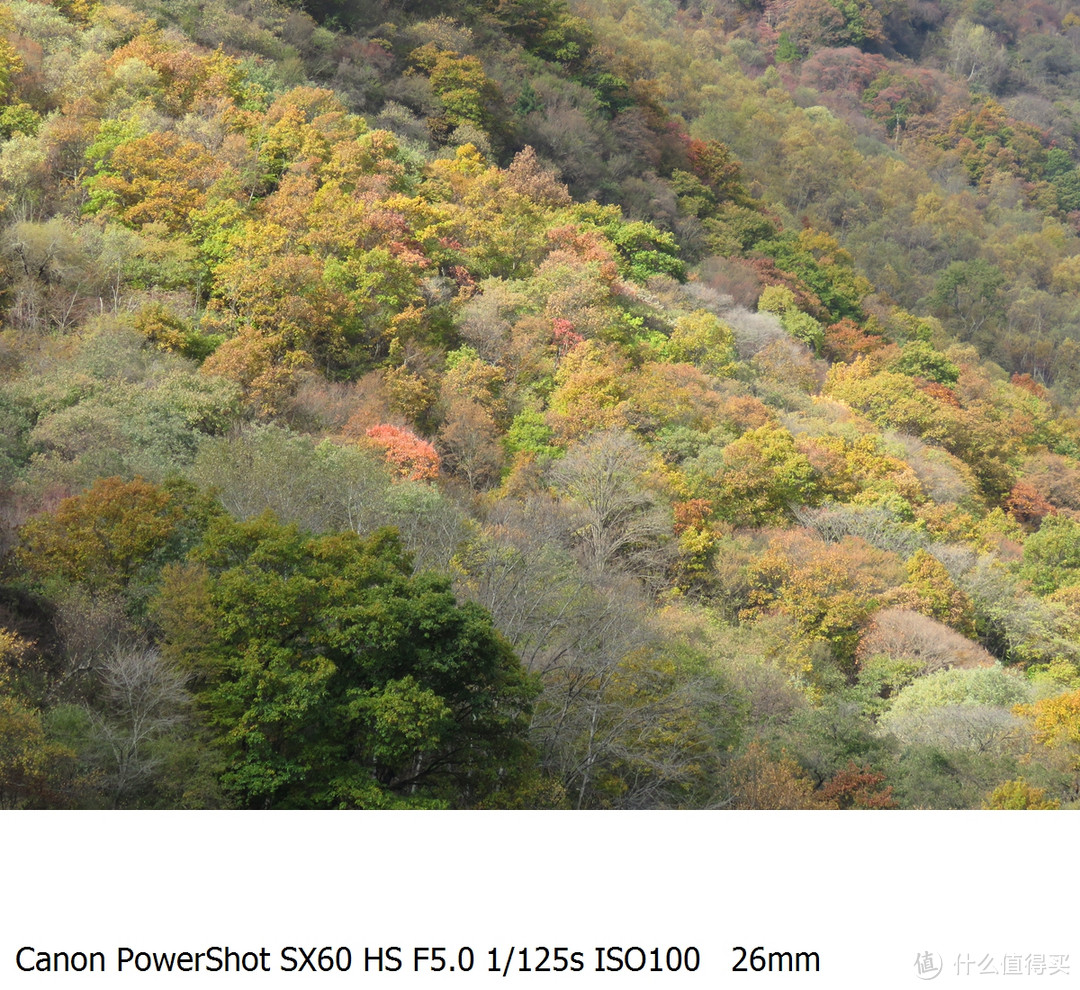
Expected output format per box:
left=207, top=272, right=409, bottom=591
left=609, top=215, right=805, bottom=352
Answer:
left=726, top=741, right=818, bottom=809
left=504, top=146, right=571, bottom=206
left=856, top=608, right=995, bottom=673
left=16, top=476, right=181, bottom=593
left=817, top=762, right=897, bottom=808
left=202, top=324, right=311, bottom=417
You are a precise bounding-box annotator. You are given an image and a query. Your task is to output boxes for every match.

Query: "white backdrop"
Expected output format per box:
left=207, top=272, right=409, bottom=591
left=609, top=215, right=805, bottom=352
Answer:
left=2, top=812, right=1073, bottom=987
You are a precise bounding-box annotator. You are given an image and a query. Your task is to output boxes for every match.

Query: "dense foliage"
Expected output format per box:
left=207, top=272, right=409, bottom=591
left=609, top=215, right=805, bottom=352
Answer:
left=3, top=0, right=1080, bottom=808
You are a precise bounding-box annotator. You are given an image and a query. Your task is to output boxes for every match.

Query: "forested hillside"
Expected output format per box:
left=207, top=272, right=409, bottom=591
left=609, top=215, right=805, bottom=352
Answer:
left=2, top=0, right=1080, bottom=809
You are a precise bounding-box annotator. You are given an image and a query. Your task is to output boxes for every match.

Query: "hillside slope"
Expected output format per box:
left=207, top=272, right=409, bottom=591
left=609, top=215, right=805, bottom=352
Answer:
left=1, top=0, right=1079, bottom=809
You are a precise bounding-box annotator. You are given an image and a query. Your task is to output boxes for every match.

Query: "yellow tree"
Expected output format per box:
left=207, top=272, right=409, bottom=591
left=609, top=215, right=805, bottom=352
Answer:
left=726, top=741, right=820, bottom=809
left=890, top=549, right=977, bottom=636
left=983, top=779, right=1060, bottom=810
left=748, top=530, right=904, bottom=673
left=707, top=424, right=818, bottom=527
left=1015, top=690, right=1080, bottom=769
left=546, top=341, right=629, bottom=441
left=16, top=477, right=184, bottom=594
left=86, top=132, right=225, bottom=232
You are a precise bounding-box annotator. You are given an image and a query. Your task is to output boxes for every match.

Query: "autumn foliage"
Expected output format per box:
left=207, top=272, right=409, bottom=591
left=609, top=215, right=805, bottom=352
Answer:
left=364, top=425, right=441, bottom=482
left=3, top=0, right=1080, bottom=810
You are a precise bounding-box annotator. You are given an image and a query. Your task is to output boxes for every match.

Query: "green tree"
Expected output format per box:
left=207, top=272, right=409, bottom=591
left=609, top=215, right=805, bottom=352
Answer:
left=487, top=0, right=594, bottom=66
left=890, top=342, right=960, bottom=385
left=408, top=44, right=500, bottom=133
left=894, top=550, right=976, bottom=635
left=929, top=259, right=1005, bottom=342
left=758, top=285, right=824, bottom=353
left=1020, top=516, right=1080, bottom=596
left=160, top=516, right=540, bottom=808
left=775, top=32, right=800, bottom=63
left=664, top=310, right=737, bottom=376
left=0, top=630, right=80, bottom=809
left=0, top=686, right=79, bottom=809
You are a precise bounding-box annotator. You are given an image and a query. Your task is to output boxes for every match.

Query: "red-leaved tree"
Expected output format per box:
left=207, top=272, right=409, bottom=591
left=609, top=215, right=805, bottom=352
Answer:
left=365, top=424, right=440, bottom=481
